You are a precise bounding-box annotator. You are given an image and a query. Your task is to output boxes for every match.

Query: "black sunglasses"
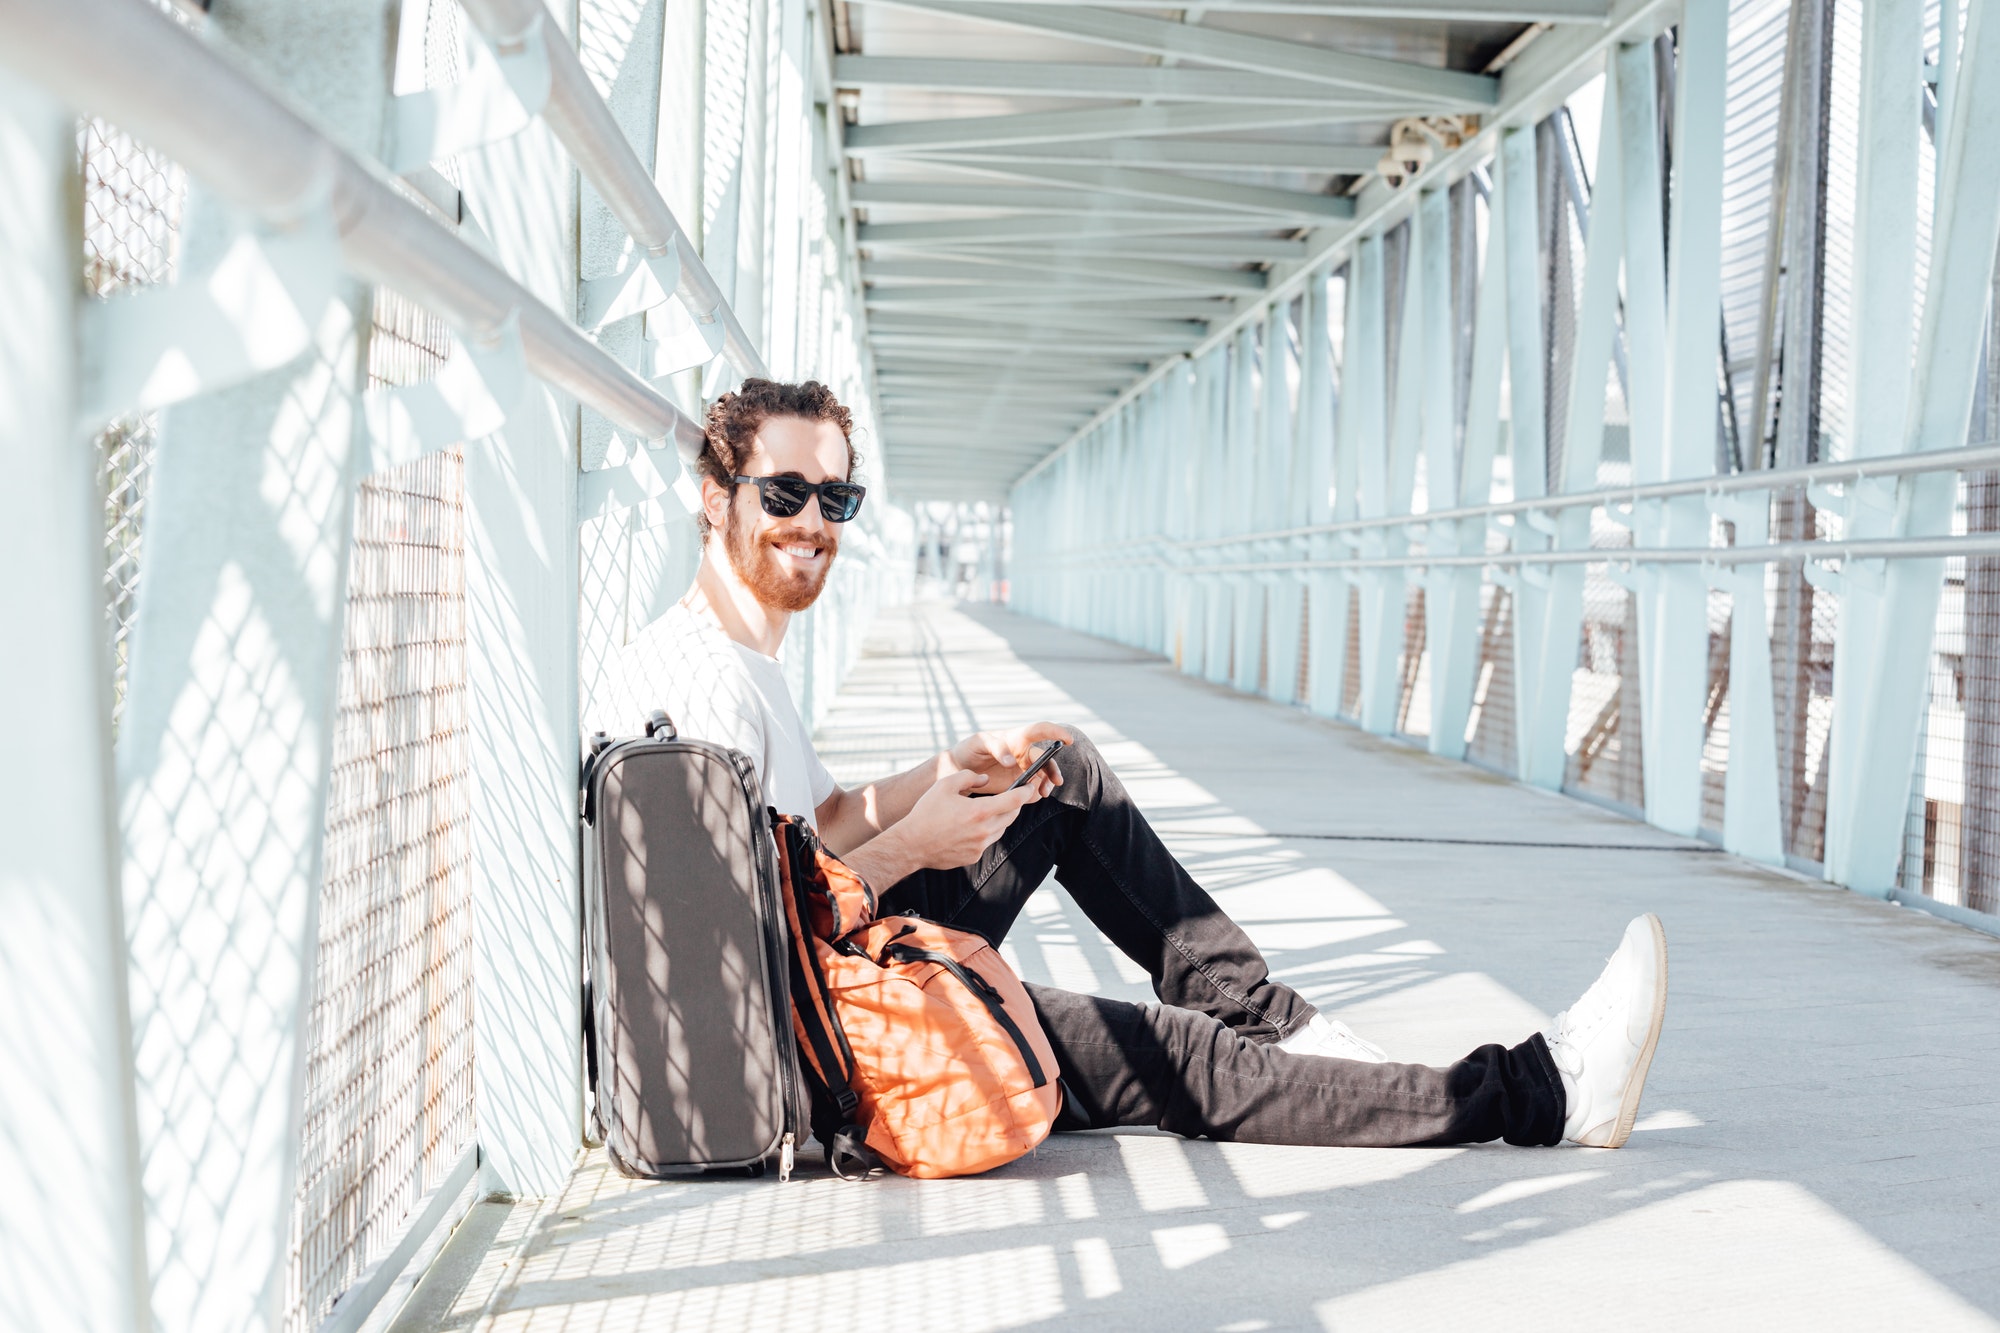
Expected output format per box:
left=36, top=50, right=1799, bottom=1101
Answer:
left=731, top=474, right=867, bottom=523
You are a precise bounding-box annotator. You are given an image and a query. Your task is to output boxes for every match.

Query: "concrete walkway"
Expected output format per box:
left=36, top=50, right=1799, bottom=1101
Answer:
left=441, top=600, right=2000, bottom=1332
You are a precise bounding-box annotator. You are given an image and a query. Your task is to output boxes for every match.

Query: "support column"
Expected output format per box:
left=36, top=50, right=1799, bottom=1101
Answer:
left=454, top=14, right=585, bottom=1194
left=1348, top=234, right=1396, bottom=729
left=1263, top=300, right=1305, bottom=703
left=1308, top=265, right=1352, bottom=718
left=1229, top=325, right=1264, bottom=694
left=114, top=5, right=388, bottom=1327
left=1526, top=69, right=1624, bottom=790
left=0, top=69, right=148, bottom=1333
left=1830, top=0, right=2000, bottom=891
left=1431, top=172, right=1510, bottom=758
left=1500, top=124, right=1551, bottom=777
left=1635, top=8, right=1727, bottom=837
left=1822, top=0, right=1923, bottom=884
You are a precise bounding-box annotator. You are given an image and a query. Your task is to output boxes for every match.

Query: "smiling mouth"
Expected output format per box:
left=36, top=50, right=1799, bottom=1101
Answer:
left=773, top=542, right=824, bottom=563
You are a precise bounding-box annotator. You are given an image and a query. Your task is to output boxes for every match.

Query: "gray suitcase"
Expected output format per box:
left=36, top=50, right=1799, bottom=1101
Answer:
left=580, top=709, right=806, bottom=1180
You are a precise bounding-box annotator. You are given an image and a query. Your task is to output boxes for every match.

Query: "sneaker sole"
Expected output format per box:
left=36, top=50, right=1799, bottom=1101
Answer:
left=1596, top=912, right=1668, bottom=1149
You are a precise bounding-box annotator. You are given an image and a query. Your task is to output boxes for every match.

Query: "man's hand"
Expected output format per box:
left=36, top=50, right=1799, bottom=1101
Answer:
left=948, top=722, right=1073, bottom=802
left=842, top=767, right=1044, bottom=888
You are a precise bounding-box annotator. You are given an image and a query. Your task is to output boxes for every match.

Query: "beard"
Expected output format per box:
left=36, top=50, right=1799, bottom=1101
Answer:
left=725, top=503, right=838, bottom=613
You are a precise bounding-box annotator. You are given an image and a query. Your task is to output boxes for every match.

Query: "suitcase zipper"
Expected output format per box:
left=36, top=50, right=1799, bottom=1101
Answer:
left=882, top=944, right=1049, bottom=1088
left=744, top=772, right=806, bottom=1176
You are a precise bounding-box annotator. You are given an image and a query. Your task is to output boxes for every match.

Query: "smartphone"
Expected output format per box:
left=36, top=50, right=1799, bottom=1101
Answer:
left=1006, top=739, right=1065, bottom=792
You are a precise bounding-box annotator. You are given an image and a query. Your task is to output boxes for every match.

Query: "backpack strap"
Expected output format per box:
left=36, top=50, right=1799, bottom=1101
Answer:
left=773, top=816, right=881, bottom=1181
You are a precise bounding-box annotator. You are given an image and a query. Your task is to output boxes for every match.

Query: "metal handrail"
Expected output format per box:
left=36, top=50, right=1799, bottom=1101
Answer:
left=1020, top=441, right=2000, bottom=564
left=0, top=0, right=708, bottom=456
left=1174, top=442, right=2000, bottom=550
left=1154, top=532, right=2000, bottom=573
left=457, top=0, right=767, bottom=381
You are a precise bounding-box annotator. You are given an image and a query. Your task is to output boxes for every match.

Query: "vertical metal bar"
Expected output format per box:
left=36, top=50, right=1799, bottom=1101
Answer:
left=1352, top=232, right=1401, bottom=731
left=0, top=68, right=149, bottom=1333
left=1263, top=300, right=1305, bottom=703
left=1500, top=124, right=1550, bottom=776
left=1640, top=0, right=1729, bottom=836
left=1305, top=267, right=1348, bottom=717
left=1229, top=325, right=1263, bottom=693
left=457, top=10, right=584, bottom=1193
left=1823, top=0, right=1925, bottom=880
left=1430, top=173, right=1509, bottom=759
left=1830, top=0, right=2000, bottom=891
left=114, top=5, right=391, bottom=1325
left=1527, top=71, right=1627, bottom=791
left=1203, top=347, right=1234, bottom=683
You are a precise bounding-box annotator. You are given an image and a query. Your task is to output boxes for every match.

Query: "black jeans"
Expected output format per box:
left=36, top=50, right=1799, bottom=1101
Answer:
left=880, top=730, right=1565, bottom=1149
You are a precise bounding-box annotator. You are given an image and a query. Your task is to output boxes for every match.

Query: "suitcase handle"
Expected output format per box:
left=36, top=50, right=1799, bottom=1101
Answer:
left=645, top=709, right=678, bottom=740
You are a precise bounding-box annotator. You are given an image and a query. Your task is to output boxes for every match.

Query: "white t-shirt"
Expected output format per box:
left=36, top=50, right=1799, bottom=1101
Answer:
left=594, top=604, right=837, bottom=823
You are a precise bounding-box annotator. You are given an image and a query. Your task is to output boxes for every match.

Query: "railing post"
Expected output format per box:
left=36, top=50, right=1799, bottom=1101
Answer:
left=0, top=68, right=149, bottom=1333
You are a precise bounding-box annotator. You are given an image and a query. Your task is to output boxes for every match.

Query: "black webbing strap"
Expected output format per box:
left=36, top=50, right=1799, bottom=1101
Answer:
left=775, top=819, right=882, bottom=1180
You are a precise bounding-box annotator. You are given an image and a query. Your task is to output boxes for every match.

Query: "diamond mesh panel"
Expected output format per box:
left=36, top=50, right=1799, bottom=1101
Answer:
left=79, top=114, right=186, bottom=724
left=1396, top=586, right=1430, bottom=739
left=1339, top=585, right=1363, bottom=719
left=1699, top=586, right=1734, bottom=834
left=1562, top=572, right=1645, bottom=810
left=1466, top=583, right=1518, bottom=773
left=285, top=281, right=476, bottom=1331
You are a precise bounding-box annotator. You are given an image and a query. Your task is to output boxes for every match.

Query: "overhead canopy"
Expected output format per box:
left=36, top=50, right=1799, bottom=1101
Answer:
left=837, top=0, right=1609, bottom=499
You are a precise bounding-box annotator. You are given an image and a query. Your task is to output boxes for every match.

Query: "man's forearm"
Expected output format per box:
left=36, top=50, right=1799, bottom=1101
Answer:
left=840, top=824, right=924, bottom=893
left=818, top=752, right=952, bottom=854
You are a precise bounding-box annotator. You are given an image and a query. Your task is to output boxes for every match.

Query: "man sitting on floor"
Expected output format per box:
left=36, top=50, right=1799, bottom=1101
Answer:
left=597, top=378, right=1670, bottom=1154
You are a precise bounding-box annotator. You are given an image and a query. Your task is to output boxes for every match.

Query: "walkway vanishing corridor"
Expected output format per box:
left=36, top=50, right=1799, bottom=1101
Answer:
left=429, top=600, right=2000, bottom=1332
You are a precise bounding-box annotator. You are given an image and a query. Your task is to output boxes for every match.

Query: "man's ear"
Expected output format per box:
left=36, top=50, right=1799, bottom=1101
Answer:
left=699, top=475, right=731, bottom=535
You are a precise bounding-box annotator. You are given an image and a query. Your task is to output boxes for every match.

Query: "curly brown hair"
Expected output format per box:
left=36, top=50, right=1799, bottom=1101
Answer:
left=696, top=379, right=860, bottom=537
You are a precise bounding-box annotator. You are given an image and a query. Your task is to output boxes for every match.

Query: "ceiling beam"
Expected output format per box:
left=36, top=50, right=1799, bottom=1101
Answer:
left=921, top=236, right=1313, bottom=264
left=933, top=139, right=1386, bottom=174
left=885, top=417, right=1099, bottom=432
left=878, top=338, right=1193, bottom=361
left=850, top=182, right=1252, bottom=217
left=865, top=256, right=1266, bottom=292
left=860, top=0, right=1608, bottom=13
left=879, top=395, right=1131, bottom=411
left=856, top=0, right=1609, bottom=16
left=831, top=56, right=1413, bottom=107
left=915, top=156, right=1354, bottom=220
left=876, top=344, right=1154, bottom=366
left=877, top=367, right=1137, bottom=386
left=843, top=103, right=1382, bottom=155
left=861, top=1, right=1500, bottom=106
left=871, top=313, right=1212, bottom=338
left=867, top=288, right=1239, bottom=317
left=857, top=213, right=1281, bottom=246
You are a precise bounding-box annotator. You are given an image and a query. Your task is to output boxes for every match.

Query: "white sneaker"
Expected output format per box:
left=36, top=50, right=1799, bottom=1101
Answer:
left=1544, top=913, right=1669, bottom=1148
left=1276, top=1013, right=1389, bottom=1063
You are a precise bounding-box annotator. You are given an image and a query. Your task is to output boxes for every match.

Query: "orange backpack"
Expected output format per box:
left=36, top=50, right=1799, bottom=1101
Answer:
left=773, top=814, right=1061, bottom=1179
